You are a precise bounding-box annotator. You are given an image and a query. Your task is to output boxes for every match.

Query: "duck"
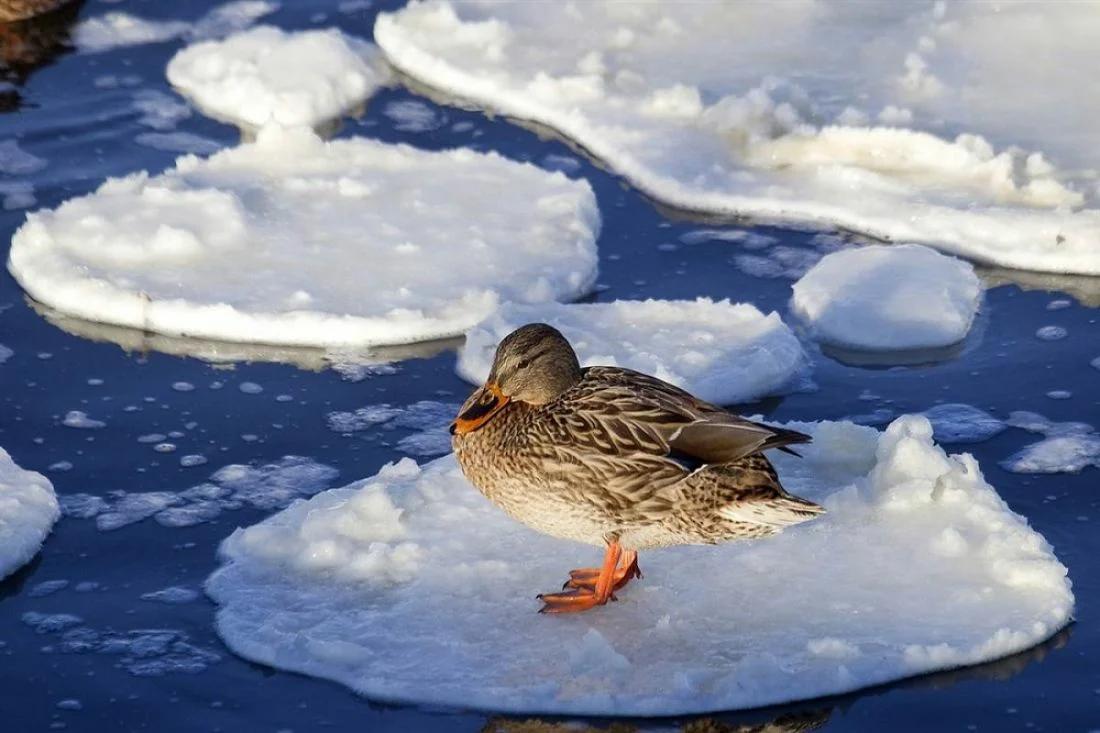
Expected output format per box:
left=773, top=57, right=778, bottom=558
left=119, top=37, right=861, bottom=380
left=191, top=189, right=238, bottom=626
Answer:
left=450, top=322, right=824, bottom=614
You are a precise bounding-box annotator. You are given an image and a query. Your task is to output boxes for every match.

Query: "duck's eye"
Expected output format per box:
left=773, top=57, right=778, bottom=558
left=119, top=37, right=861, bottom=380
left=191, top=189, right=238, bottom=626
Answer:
left=516, top=358, right=532, bottom=370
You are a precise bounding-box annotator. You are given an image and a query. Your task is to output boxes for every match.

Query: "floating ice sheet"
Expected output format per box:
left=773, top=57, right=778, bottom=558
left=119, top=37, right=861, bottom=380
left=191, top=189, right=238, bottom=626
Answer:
left=791, top=244, right=982, bottom=350
left=8, top=126, right=599, bottom=348
left=920, top=403, right=1006, bottom=444
left=74, top=1, right=278, bottom=53
left=457, top=299, right=807, bottom=405
left=207, top=416, right=1072, bottom=716
left=0, top=447, right=60, bottom=580
left=1001, top=411, right=1100, bottom=474
left=168, top=26, right=388, bottom=130
left=376, top=1, right=1100, bottom=275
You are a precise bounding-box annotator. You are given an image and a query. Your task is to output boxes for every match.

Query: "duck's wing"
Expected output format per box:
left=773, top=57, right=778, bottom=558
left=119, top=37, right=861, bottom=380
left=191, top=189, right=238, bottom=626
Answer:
left=554, top=366, right=810, bottom=464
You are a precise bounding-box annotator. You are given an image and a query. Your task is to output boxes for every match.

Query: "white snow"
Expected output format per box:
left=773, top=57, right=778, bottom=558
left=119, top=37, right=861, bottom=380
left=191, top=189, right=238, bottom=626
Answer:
left=8, top=126, right=599, bottom=348
left=791, top=244, right=981, bottom=350
left=375, top=1, right=1100, bottom=275
left=75, top=2, right=279, bottom=53
left=207, top=415, right=1072, bottom=715
left=1001, top=411, right=1100, bottom=475
left=0, top=448, right=60, bottom=580
left=167, top=26, right=388, bottom=130
left=458, top=299, right=807, bottom=405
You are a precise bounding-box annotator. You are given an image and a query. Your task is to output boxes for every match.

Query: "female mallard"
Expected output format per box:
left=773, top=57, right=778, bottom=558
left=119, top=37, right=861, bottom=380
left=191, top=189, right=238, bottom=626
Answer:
left=450, top=323, right=823, bottom=613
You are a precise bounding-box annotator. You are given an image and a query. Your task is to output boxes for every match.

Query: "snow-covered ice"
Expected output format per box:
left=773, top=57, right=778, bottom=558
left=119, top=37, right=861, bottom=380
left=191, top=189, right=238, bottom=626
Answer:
left=457, top=299, right=807, bottom=406
left=791, top=244, right=981, bottom=350
left=207, top=416, right=1072, bottom=715
left=920, top=404, right=1005, bottom=444
left=376, top=1, right=1100, bottom=275
left=168, top=27, right=388, bottom=130
left=75, top=2, right=278, bottom=53
left=0, top=448, right=60, bottom=580
left=1001, top=411, right=1100, bottom=475
left=8, top=126, right=599, bottom=348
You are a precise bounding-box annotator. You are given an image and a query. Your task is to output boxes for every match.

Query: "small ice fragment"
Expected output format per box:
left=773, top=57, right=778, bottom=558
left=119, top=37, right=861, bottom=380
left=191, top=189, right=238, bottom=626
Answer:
left=140, top=587, right=200, bottom=604
left=62, top=411, right=106, bottom=429
left=1036, top=326, right=1067, bottom=341
left=239, top=382, right=263, bottom=394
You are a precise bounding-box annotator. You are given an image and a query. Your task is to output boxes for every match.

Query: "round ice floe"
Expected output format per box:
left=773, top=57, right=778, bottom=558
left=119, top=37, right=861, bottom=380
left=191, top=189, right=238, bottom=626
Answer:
left=457, top=299, right=807, bottom=405
left=791, top=244, right=981, bottom=351
left=167, top=26, right=388, bottom=130
left=375, top=1, right=1100, bottom=275
left=207, top=416, right=1072, bottom=716
left=1, top=447, right=60, bottom=580
left=8, top=127, right=599, bottom=348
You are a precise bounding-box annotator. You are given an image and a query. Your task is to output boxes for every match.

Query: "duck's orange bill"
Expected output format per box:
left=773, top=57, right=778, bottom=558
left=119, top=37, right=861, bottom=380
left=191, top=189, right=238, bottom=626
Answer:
left=450, top=383, right=510, bottom=435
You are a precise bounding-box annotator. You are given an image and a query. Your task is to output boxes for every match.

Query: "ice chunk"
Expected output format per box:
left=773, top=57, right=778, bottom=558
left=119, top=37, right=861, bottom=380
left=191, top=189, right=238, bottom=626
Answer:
left=0, top=448, right=60, bottom=580
left=791, top=244, right=981, bottom=350
left=457, top=299, right=808, bottom=405
left=920, top=404, right=1005, bottom=444
left=207, top=416, right=1072, bottom=715
left=1001, top=411, right=1100, bottom=474
left=8, top=127, right=599, bottom=348
left=168, top=26, right=388, bottom=130
left=75, top=2, right=278, bottom=53
left=375, top=1, right=1100, bottom=275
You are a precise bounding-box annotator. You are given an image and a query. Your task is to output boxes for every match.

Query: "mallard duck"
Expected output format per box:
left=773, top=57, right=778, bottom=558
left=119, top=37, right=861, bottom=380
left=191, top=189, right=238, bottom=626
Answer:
left=0, top=0, right=72, bottom=24
left=450, top=323, right=824, bottom=614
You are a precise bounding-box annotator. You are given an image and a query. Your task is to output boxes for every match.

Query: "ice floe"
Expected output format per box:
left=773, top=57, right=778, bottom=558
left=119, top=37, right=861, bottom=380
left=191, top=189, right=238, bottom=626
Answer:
left=791, top=244, right=981, bottom=351
left=74, top=1, right=278, bottom=53
left=1001, top=411, right=1100, bottom=475
left=0, top=448, right=60, bottom=580
left=920, top=404, right=1005, bottom=444
left=376, top=1, right=1100, bottom=275
left=8, top=126, right=599, bottom=348
left=457, top=299, right=807, bottom=405
left=207, top=416, right=1072, bottom=715
left=167, top=26, right=387, bottom=130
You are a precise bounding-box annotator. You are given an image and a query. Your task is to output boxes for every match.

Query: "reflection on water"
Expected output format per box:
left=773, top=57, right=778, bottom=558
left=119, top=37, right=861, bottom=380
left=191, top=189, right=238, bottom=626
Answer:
left=29, top=297, right=463, bottom=371
left=0, top=0, right=82, bottom=111
left=978, top=265, right=1100, bottom=307
left=479, top=626, right=1071, bottom=732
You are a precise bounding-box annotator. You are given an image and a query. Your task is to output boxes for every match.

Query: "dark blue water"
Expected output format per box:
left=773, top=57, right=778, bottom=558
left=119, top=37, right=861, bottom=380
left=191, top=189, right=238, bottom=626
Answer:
left=1, top=1, right=1098, bottom=731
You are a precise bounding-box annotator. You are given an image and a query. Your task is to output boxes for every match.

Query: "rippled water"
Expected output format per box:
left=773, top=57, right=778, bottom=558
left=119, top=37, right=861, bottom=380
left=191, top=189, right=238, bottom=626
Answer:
left=1, top=1, right=1098, bottom=731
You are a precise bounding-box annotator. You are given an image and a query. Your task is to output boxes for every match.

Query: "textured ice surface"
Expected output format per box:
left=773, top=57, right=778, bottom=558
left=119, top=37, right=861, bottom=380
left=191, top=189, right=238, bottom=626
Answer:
left=208, top=416, right=1072, bottom=715
left=1001, top=411, right=1100, bottom=474
left=457, top=299, right=807, bottom=405
left=60, top=456, right=338, bottom=531
left=0, top=448, right=60, bottom=580
left=75, top=1, right=278, bottom=52
left=791, top=244, right=981, bottom=350
left=327, top=400, right=458, bottom=459
left=8, top=126, right=599, bottom=347
left=0, top=139, right=46, bottom=175
left=921, top=404, right=1006, bottom=444
left=376, top=1, right=1100, bottom=275
left=168, top=26, right=387, bottom=130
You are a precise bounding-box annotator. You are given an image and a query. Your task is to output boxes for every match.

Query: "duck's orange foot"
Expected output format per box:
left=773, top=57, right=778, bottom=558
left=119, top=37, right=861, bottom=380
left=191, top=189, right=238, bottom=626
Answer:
left=562, top=550, right=642, bottom=593
left=536, top=589, right=607, bottom=614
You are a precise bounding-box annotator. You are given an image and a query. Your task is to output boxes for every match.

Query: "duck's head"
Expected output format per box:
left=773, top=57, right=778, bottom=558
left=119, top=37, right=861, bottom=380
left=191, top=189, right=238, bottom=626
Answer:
left=450, top=323, right=582, bottom=435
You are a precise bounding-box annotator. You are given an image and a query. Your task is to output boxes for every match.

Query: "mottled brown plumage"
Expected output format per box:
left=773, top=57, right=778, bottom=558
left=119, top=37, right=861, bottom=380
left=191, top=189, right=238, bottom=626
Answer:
left=451, top=323, right=824, bottom=612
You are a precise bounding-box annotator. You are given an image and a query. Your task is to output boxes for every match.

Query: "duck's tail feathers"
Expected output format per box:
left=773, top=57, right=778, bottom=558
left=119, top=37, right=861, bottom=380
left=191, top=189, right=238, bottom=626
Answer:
left=718, top=492, right=824, bottom=529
